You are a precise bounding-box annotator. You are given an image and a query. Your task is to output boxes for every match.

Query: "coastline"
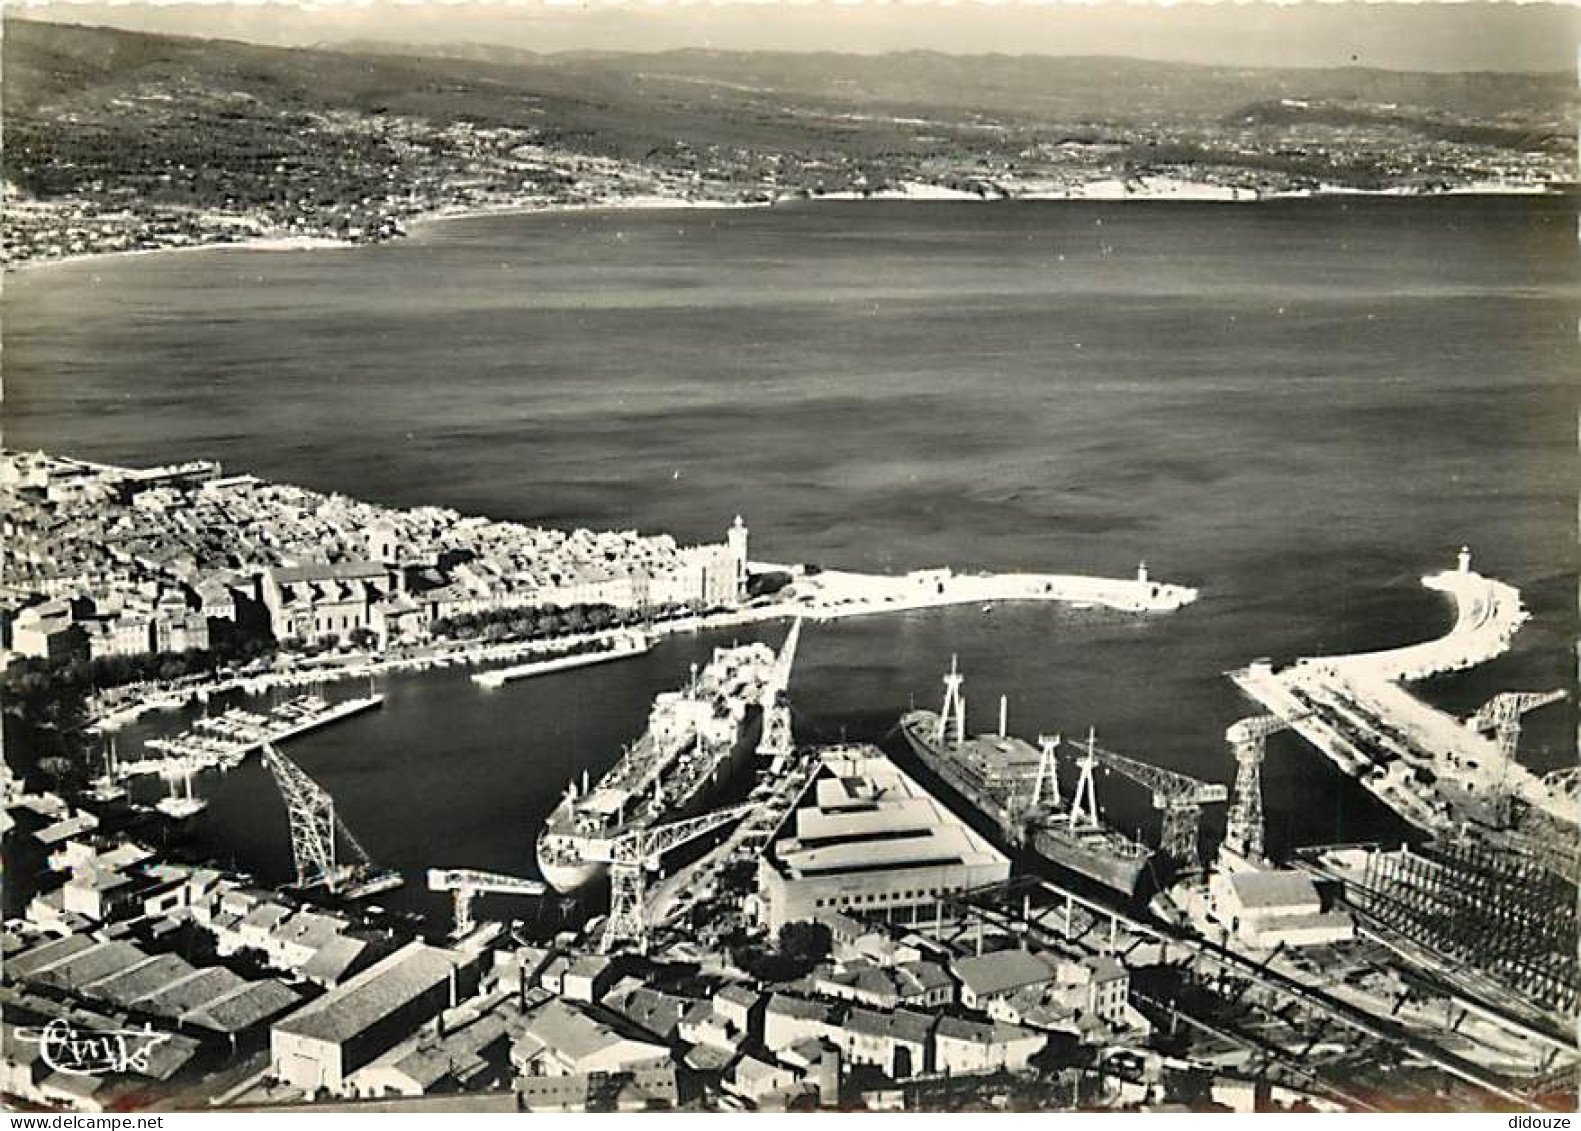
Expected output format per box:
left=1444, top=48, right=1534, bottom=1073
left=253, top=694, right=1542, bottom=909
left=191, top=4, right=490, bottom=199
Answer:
left=6, top=181, right=1563, bottom=278
left=4, top=233, right=359, bottom=277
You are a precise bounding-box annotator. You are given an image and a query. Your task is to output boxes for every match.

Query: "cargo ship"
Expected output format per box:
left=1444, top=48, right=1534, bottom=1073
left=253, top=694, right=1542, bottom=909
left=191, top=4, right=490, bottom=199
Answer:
left=536, top=625, right=798, bottom=892
left=898, top=658, right=1151, bottom=896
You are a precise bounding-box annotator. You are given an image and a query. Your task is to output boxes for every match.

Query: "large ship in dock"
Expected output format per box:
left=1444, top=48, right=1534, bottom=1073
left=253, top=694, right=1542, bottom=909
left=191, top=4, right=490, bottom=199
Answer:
left=536, top=624, right=799, bottom=892
left=898, top=658, right=1151, bottom=896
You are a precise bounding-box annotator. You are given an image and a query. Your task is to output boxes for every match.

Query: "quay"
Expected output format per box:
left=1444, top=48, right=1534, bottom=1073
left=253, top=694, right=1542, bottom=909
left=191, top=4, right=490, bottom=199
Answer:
left=472, top=633, right=651, bottom=688
left=82, top=559, right=1197, bottom=732
left=114, top=691, right=383, bottom=780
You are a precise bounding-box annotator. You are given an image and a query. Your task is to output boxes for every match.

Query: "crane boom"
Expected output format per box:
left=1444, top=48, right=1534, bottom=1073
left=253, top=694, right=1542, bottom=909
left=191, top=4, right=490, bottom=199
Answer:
left=262, top=742, right=381, bottom=892
left=426, top=869, right=547, bottom=896
left=262, top=743, right=339, bottom=889
left=426, top=869, right=547, bottom=936
left=1468, top=690, right=1566, bottom=735
left=588, top=803, right=756, bottom=865
left=1070, top=737, right=1228, bottom=805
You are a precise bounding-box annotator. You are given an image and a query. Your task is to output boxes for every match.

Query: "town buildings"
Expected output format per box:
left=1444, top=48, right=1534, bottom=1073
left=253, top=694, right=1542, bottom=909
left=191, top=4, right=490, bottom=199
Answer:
left=1, top=450, right=754, bottom=667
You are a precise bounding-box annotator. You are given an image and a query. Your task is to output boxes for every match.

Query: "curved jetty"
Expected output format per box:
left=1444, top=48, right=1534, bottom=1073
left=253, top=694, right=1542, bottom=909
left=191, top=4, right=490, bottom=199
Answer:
left=760, top=561, right=1197, bottom=621
left=1307, top=564, right=1528, bottom=682
left=1232, top=551, right=1574, bottom=835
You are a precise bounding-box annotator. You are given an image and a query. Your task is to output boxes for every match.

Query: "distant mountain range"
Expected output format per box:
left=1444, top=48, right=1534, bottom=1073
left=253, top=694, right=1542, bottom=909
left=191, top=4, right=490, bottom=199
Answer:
left=4, top=17, right=1574, bottom=268
left=328, top=37, right=1576, bottom=125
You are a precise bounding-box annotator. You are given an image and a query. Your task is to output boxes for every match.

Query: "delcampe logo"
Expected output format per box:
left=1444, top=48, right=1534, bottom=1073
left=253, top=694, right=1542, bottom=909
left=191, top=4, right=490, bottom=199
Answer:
left=14, top=1018, right=174, bottom=1076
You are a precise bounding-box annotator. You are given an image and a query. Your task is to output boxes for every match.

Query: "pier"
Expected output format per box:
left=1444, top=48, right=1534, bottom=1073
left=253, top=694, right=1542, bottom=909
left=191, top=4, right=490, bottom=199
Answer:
left=759, top=561, right=1197, bottom=620
left=114, top=692, right=384, bottom=781
left=1230, top=552, right=1574, bottom=837
left=471, top=633, right=650, bottom=688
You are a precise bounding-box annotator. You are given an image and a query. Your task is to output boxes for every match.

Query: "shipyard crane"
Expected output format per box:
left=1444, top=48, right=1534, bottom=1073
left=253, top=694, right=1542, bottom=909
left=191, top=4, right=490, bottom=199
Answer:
left=1222, top=715, right=1289, bottom=865
left=261, top=743, right=378, bottom=891
left=1071, top=736, right=1229, bottom=873
left=426, top=869, right=546, bottom=937
left=1466, top=690, right=1566, bottom=762
left=586, top=804, right=754, bottom=954
left=1465, top=690, right=1566, bottom=826
left=756, top=619, right=803, bottom=764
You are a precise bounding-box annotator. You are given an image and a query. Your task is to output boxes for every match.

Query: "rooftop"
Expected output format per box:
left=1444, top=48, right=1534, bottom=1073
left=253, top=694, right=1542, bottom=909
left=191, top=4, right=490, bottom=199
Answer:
left=274, top=941, right=463, bottom=1045
left=952, top=948, right=1057, bottom=998
left=1226, top=869, right=1322, bottom=911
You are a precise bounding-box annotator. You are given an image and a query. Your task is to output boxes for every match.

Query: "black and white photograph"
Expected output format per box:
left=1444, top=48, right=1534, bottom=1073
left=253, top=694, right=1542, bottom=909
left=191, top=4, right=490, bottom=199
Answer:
left=0, top=0, right=1575, bottom=1116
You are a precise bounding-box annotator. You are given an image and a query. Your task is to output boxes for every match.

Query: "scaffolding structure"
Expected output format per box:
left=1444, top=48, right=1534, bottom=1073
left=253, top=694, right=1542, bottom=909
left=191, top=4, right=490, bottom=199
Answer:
left=1354, top=841, right=1577, bottom=1023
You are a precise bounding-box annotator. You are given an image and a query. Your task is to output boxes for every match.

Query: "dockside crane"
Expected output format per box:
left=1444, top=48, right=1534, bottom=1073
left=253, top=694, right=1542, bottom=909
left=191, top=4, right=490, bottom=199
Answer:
left=1466, top=690, right=1566, bottom=762
left=1465, top=689, right=1566, bottom=825
left=261, top=743, right=379, bottom=892
left=1222, top=715, right=1289, bottom=865
left=1069, top=735, right=1229, bottom=873
left=426, top=869, right=546, bottom=937
left=586, top=803, right=754, bottom=954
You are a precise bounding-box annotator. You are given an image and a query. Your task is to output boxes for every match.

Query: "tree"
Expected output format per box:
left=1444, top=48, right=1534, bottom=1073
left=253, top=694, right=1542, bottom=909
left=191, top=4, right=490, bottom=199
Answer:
left=778, top=920, right=831, bottom=966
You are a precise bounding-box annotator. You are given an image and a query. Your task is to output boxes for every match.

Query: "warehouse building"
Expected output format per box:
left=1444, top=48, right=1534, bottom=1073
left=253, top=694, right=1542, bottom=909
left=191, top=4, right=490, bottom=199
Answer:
left=270, top=941, right=477, bottom=1097
left=755, top=746, right=1010, bottom=933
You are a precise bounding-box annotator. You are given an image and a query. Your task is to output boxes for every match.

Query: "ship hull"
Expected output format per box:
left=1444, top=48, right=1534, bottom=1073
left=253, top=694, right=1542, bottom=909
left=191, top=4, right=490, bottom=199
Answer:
left=536, top=713, right=760, bottom=893
left=1030, top=827, right=1149, bottom=897
left=899, top=710, right=1149, bottom=898
left=537, top=852, right=605, bottom=894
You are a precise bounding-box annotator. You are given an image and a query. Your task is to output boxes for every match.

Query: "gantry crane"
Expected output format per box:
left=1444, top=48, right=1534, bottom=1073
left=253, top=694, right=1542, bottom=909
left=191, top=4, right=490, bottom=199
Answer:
left=1465, top=690, right=1566, bottom=825
left=1222, top=714, right=1289, bottom=865
left=1067, top=734, right=1229, bottom=873
left=1466, top=690, right=1566, bottom=761
left=586, top=803, right=754, bottom=954
left=427, top=869, right=546, bottom=936
left=261, top=742, right=378, bottom=891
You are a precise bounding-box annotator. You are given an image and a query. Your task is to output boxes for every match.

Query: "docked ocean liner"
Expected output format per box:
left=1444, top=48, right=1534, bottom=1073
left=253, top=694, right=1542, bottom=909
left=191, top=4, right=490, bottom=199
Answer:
left=537, top=626, right=798, bottom=892
left=898, top=658, right=1151, bottom=895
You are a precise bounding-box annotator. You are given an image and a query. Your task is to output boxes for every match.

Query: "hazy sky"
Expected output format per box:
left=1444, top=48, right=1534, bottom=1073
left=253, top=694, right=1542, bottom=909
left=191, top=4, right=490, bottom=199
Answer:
left=14, top=1, right=1581, bottom=72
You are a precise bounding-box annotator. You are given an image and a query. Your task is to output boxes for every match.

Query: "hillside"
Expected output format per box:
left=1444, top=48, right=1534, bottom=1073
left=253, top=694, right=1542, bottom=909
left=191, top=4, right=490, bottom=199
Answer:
left=4, top=17, right=1574, bottom=267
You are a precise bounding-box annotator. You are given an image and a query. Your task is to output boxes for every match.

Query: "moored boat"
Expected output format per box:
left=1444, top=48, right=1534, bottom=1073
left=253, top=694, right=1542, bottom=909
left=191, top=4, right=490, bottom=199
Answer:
left=898, top=659, right=1151, bottom=896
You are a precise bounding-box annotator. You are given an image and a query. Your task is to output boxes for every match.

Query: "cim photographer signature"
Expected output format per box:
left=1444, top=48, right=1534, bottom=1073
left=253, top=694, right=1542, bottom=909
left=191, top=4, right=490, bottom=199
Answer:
left=14, top=1019, right=173, bottom=1076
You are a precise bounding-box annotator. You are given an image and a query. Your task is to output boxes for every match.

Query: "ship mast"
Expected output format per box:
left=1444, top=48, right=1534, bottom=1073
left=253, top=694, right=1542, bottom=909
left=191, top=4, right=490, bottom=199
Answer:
left=1069, top=728, right=1101, bottom=830
left=936, top=654, right=967, bottom=746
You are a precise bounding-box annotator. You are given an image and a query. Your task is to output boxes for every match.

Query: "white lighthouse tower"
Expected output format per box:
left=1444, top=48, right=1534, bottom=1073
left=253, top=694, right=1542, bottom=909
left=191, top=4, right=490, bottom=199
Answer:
left=1457, top=545, right=1472, bottom=574
left=727, top=515, right=750, bottom=601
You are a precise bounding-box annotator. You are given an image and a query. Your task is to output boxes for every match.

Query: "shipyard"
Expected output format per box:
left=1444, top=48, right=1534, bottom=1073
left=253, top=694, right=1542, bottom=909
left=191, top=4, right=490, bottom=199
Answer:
left=2, top=447, right=1574, bottom=1115
left=3, top=3, right=1577, bottom=1118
